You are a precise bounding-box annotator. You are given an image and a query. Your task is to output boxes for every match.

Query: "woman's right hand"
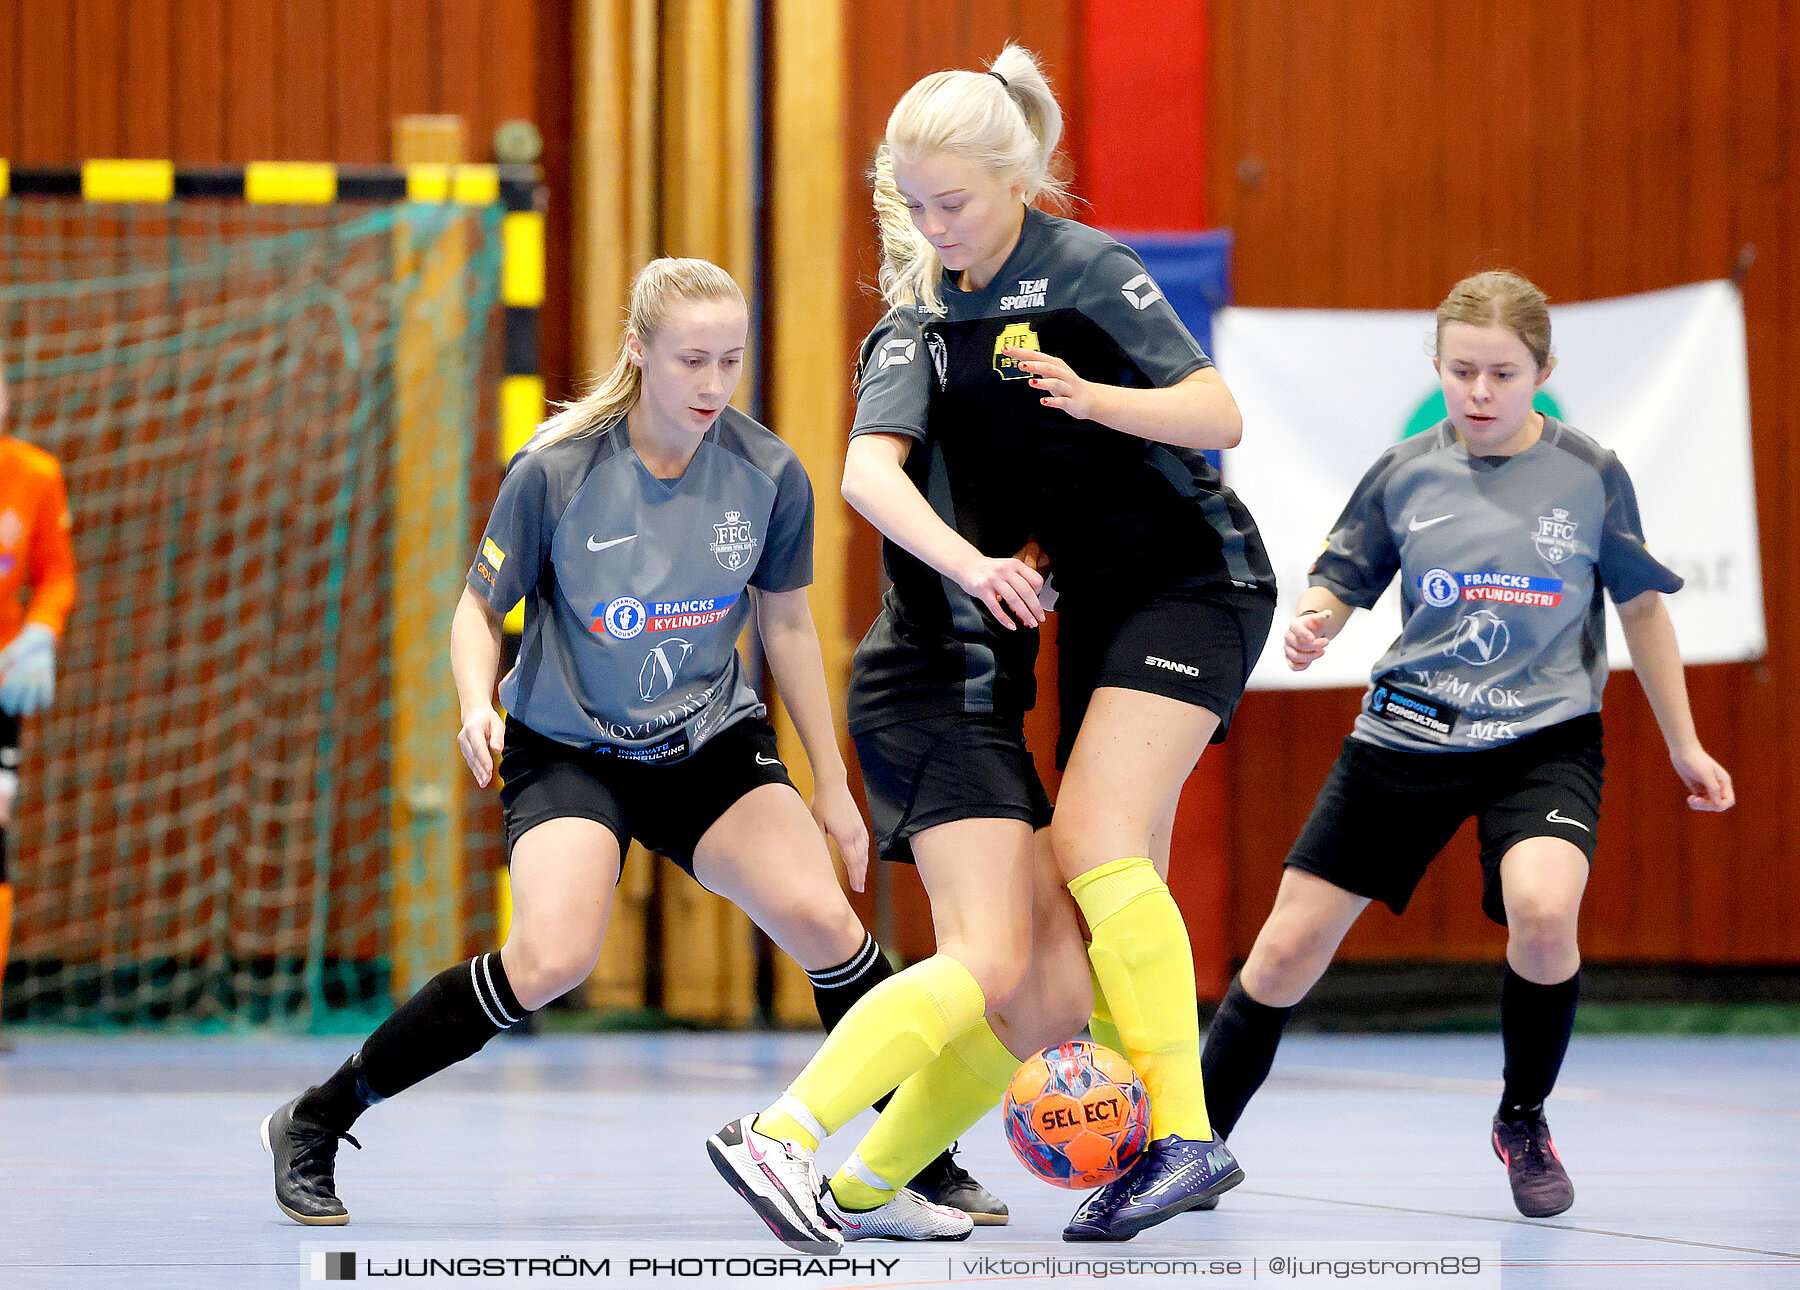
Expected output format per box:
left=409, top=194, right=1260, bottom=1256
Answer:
left=1284, top=609, right=1334, bottom=670
left=458, top=706, right=507, bottom=787
left=955, top=554, right=1047, bottom=629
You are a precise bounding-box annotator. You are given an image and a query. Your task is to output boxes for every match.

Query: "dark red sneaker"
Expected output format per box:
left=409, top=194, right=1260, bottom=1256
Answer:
left=1492, top=1110, right=1574, bottom=1217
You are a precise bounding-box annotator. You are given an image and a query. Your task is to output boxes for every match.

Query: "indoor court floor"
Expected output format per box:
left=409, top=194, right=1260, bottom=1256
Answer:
left=1, top=1030, right=1794, bottom=1288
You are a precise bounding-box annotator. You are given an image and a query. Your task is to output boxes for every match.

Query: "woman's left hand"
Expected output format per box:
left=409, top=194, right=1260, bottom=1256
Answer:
left=1671, top=744, right=1735, bottom=812
left=812, top=778, right=872, bottom=892
left=1008, top=347, right=1098, bottom=421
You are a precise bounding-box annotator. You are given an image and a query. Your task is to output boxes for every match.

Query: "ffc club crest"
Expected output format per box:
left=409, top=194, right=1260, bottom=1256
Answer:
left=1534, top=508, right=1579, bottom=564
left=711, top=510, right=758, bottom=571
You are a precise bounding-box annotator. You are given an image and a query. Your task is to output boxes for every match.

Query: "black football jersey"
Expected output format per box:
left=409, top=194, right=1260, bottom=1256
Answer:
left=846, top=209, right=1273, bottom=732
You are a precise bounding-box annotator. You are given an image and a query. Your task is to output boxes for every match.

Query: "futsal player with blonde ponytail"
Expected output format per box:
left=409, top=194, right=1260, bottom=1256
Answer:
left=260, top=257, right=972, bottom=1229
left=711, top=45, right=1277, bottom=1246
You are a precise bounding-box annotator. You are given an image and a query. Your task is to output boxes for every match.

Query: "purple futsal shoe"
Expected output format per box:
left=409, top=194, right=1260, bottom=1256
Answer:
left=1064, top=1135, right=1243, bottom=1242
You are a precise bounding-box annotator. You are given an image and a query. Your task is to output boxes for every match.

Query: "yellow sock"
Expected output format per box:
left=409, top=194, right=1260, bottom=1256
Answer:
left=754, top=954, right=987, bottom=1151
left=1068, top=857, right=1213, bottom=1141
left=830, top=1020, right=1021, bottom=1210
left=1087, top=961, right=1125, bottom=1055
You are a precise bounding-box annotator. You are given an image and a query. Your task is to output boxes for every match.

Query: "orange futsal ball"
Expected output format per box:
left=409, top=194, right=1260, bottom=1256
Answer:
left=1002, top=1040, right=1151, bottom=1188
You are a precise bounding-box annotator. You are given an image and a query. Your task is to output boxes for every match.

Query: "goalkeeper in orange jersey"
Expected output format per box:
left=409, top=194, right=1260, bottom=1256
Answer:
left=0, top=368, right=77, bottom=1037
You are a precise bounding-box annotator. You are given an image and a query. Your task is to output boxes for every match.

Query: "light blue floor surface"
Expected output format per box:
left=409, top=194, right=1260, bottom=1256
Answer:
left=1, top=1031, right=1794, bottom=1288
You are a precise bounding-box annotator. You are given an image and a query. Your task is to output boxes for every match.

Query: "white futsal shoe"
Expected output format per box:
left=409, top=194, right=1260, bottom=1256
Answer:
left=706, top=1114, right=841, bottom=1254
left=821, top=1185, right=974, bottom=1241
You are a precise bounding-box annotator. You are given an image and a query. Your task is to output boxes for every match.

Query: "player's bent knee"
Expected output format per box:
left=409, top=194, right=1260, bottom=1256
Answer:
left=944, top=942, right=1029, bottom=1015
left=764, top=891, right=862, bottom=961
left=1242, top=932, right=1330, bottom=1005
left=1505, top=911, right=1578, bottom=963
left=502, top=944, right=602, bottom=1011
left=1503, top=889, right=1580, bottom=944
left=1048, top=810, right=1121, bottom=874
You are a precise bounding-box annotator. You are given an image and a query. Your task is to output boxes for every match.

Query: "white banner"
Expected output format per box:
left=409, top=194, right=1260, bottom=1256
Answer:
left=1215, top=281, right=1765, bottom=689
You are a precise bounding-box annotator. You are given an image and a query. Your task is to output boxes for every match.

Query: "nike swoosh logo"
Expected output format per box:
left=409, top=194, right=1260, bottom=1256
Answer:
left=1409, top=514, right=1454, bottom=531
left=1546, top=809, right=1591, bottom=833
left=755, top=753, right=782, bottom=767
left=587, top=534, right=636, bottom=551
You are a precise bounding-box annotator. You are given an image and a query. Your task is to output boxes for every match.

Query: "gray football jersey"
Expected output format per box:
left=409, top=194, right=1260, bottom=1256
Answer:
left=1310, top=417, right=1681, bottom=753
left=468, top=407, right=814, bottom=762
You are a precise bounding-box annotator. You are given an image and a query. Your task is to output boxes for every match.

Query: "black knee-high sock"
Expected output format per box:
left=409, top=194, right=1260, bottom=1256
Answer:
left=298, top=952, right=530, bottom=1132
left=1499, top=965, right=1580, bottom=1121
left=1201, top=975, right=1295, bottom=1140
left=807, top=933, right=903, bottom=1112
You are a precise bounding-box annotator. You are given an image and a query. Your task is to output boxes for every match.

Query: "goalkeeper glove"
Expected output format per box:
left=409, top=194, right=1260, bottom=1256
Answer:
left=0, top=623, right=56, bottom=716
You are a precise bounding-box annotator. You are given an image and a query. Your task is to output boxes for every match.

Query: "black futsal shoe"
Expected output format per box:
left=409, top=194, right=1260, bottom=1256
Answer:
left=261, top=1095, right=360, bottom=1225
left=1492, top=1110, right=1574, bottom=1217
left=911, top=1144, right=1009, bottom=1226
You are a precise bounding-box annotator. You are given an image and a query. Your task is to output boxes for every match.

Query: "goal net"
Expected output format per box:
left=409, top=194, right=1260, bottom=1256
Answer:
left=1, top=194, right=506, bottom=1029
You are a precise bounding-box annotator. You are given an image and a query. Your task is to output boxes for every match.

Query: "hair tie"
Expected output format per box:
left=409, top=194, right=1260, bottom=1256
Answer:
left=989, top=70, right=1009, bottom=88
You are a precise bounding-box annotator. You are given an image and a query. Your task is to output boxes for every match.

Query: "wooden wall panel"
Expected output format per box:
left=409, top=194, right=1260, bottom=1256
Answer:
left=279, top=0, right=334, bottom=159
left=223, top=0, right=279, bottom=159
left=0, top=2, right=554, bottom=172
left=171, top=0, right=227, bottom=162
left=71, top=0, right=124, bottom=158
left=1211, top=0, right=1799, bottom=965
left=17, top=0, right=74, bottom=162
left=122, top=0, right=174, bottom=157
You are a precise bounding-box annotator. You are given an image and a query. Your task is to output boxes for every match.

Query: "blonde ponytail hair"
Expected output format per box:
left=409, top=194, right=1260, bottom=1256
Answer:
left=874, top=44, right=1068, bottom=315
left=530, top=257, right=746, bottom=451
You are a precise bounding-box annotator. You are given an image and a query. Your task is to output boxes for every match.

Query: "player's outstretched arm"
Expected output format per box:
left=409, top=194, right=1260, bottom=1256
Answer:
left=1615, top=589, right=1735, bottom=812
left=1284, top=586, right=1355, bottom=671
left=754, top=585, right=870, bottom=891
left=451, top=586, right=507, bottom=788
left=841, top=432, right=1045, bottom=629
left=1006, top=349, right=1243, bottom=452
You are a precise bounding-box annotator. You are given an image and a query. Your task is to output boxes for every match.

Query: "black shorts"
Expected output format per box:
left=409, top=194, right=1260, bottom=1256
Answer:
left=497, top=715, right=795, bottom=875
left=854, top=713, right=1053, bottom=865
left=1055, top=586, right=1275, bottom=767
left=0, top=709, right=18, bottom=771
left=1286, top=714, right=1605, bottom=927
